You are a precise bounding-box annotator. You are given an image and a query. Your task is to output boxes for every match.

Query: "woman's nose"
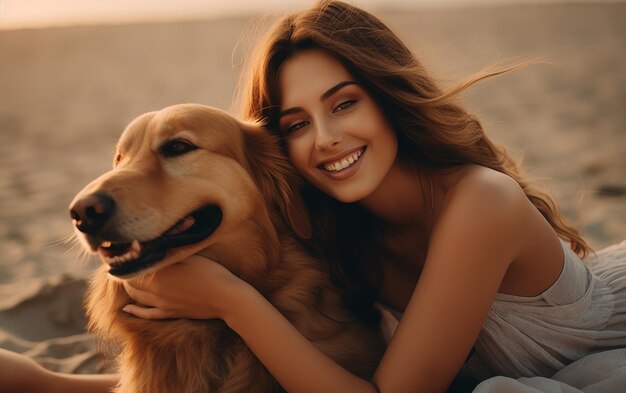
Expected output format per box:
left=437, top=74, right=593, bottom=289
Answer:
left=314, top=123, right=343, bottom=150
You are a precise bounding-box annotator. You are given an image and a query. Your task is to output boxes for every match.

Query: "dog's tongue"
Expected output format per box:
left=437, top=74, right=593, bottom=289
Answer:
left=165, top=215, right=195, bottom=236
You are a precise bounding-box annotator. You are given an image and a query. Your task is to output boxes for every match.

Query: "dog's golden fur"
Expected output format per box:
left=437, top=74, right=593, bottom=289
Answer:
left=71, top=104, right=384, bottom=393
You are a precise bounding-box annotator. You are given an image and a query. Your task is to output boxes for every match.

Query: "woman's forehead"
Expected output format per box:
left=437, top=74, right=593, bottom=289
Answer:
left=278, top=49, right=353, bottom=107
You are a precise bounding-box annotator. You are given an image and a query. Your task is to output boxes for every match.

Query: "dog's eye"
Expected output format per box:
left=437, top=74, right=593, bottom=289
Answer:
left=160, top=140, right=198, bottom=157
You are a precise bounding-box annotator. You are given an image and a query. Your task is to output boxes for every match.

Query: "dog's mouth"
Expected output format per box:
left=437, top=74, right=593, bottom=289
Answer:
left=98, top=205, right=222, bottom=277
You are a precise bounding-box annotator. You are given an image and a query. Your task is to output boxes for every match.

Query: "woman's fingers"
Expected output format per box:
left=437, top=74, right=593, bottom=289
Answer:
left=123, top=280, right=163, bottom=308
left=122, top=304, right=177, bottom=320
left=122, top=279, right=181, bottom=319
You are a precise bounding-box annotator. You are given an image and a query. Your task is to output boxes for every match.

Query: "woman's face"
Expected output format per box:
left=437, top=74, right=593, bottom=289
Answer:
left=277, top=49, right=398, bottom=203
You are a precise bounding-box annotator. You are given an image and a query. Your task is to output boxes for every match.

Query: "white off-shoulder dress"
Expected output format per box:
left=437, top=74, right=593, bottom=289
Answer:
left=377, top=239, right=626, bottom=392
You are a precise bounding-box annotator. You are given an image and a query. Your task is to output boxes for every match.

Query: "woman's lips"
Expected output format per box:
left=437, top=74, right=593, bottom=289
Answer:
left=319, top=147, right=366, bottom=181
left=319, top=147, right=365, bottom=172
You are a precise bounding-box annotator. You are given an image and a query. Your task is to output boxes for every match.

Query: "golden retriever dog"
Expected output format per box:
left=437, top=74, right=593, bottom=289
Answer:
left=69, top=104, right=385, bottom=393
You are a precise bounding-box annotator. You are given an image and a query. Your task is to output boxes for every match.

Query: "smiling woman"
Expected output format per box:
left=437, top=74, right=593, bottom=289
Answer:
left=231, top=1, right=626, bottom=392
left=278, top=50, right=399, bottom=203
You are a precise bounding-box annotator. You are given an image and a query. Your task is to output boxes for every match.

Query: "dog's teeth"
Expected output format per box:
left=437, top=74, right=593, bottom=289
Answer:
left=101, top=241, right=112, bottom=248
left=101, top=242, right=141, bottom=264
left=130, top=240, right=141, bottom=259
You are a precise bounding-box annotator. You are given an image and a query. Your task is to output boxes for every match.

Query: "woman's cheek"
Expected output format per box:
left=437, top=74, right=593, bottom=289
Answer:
left=287, top=140, right=313, bottom=177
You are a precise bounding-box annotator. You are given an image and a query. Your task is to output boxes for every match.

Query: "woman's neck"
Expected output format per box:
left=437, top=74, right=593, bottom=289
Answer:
left=359, top=161, right=432, bottom=231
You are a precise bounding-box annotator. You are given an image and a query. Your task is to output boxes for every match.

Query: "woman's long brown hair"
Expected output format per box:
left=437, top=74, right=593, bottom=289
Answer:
left=236, top=0, right=591, bottom=325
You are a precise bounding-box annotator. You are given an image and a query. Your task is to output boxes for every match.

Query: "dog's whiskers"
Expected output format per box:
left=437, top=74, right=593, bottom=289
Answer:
left=75, top=251, right=97, bottom=267
left=47, top=232, right=78, bottom=247
left=44, top=233, right=97, bottom=270
left=58, top=232, right=99, bottom=269
left=61, top=234, right=83, bottom=255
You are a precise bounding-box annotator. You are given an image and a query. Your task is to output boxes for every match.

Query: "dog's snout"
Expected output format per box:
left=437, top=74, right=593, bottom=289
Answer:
left=70, top=193, right=116, bottom=234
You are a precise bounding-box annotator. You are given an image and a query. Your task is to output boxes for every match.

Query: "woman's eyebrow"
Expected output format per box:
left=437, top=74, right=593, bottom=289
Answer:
left=320, top=80, right=358, bottom=101
left=279, top=107, right=303, bottom=118
left=279, top=80, right=358, bottom=118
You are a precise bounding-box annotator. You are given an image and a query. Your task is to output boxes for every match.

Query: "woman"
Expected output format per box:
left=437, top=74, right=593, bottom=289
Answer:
left=2, top=1, right=625, bottom=392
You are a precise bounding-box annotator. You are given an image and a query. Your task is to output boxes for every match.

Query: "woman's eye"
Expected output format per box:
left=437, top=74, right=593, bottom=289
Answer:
left=333, top=100, right=355, bottom=112
left=160, top=139, right=198, bottom=157
left=285, top=120, right=309, bottom=135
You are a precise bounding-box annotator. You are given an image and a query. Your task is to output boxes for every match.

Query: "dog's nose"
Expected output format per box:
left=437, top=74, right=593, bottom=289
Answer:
left=70, top=193, right=116, bottom=234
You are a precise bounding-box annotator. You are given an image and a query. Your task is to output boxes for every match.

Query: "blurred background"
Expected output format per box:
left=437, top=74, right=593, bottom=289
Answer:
left=1, top=0, right=625, bottom=286
left=5, top=0, right=625, bottom=30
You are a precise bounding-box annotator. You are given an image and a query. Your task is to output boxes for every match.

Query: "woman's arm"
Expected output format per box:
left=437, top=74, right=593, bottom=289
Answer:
left=48, top=372, right=118, bottom=393
left=225, top=285, right=379, bottom=393
left=0, top=348, right=118, bottom=393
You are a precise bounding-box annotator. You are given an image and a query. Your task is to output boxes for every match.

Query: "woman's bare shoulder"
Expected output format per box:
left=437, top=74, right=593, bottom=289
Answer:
left=438, top=165, right=526, bottom=213
left=428, top=164, right=530, bottom=280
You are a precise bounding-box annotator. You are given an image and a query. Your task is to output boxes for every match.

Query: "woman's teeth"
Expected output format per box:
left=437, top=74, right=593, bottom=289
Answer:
left=323, top=148, right=364, bottom=172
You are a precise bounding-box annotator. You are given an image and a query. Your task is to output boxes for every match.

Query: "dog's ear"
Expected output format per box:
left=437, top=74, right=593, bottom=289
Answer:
left=240, top=121, right=312, bottom=239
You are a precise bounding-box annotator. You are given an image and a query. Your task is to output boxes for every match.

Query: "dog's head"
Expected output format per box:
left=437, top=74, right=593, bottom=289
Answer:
left=69, top=104, right=310, bottom=280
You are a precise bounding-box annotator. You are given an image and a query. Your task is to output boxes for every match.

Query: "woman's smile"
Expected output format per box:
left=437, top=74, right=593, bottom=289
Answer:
left=318, top=146, right=366, bottom=179
left=278, top=49, right=398, bottom=203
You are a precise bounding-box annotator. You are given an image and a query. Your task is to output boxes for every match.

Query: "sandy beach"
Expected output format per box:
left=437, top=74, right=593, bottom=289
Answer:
left=0, top=2, right=625, bottom=378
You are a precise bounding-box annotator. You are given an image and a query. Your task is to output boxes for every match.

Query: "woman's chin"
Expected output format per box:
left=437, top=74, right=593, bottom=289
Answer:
left=324, top=184, right=372, bottom=204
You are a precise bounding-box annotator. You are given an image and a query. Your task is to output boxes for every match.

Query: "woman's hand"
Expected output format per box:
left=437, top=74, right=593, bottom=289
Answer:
left=122, top=255, right=253, bottom=321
